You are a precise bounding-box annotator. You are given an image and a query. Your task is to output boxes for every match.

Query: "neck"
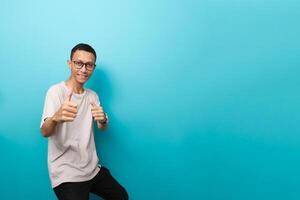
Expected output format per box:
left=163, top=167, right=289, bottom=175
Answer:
left=65, top=77, right=85, bottom=94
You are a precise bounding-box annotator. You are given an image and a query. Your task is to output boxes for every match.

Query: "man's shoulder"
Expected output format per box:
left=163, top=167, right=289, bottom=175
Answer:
left=85, top=88, right=98, bottom=96
left=46, top=81, right=65, bottom=95
left=85, top=88, right=100, bottom=104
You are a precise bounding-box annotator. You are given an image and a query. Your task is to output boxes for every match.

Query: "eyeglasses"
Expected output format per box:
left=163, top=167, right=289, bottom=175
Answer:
left=72, top=60, right=96, bottom=71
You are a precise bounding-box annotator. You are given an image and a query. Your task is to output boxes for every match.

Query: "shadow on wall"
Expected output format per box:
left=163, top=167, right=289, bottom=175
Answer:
left=88, top=65, right=132, bottom=200
left=0, top=89, right=3, bottom=115
left=88, top=65, right=113, bottom=104
left=0, top=89, right=5, bottom=136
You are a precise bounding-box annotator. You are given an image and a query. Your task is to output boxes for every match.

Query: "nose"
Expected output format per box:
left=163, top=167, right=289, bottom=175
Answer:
left=80, top=64, right=88, bottom=73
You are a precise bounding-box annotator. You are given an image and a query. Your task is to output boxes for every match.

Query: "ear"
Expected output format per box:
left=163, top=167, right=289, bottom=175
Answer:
left=67, top=60, right=72, bottom=69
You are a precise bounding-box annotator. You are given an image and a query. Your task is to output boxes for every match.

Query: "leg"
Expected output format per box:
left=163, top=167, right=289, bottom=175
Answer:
left=90, top=166, right=128, bottom=200
left=53, top=181, right=90, bottom=200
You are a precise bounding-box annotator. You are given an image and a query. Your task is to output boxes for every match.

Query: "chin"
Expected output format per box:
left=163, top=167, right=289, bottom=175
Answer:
left=76, top=77, right=89, bottom=84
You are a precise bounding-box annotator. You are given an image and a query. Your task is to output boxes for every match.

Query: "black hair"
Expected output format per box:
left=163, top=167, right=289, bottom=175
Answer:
left=70, top=43, right=97, bottom=61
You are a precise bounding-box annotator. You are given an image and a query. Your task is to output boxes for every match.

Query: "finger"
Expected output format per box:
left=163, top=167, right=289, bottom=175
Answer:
left=99, top=118, right=106, bottom=122
left=91, top=101, right=101, bottom=107
left=91, top=107, right=104, bottom=112
left=66, top=101, right=77, bottom=108
left=91, top=109, right=104, bottom=115
left=62, top=116, right=75, bottom=122
left=64, top=106, right=78, bottom=114
left=65, top=89, right=73, bottom=101
left=94, top=116, right=106, bottom=121
left=92, top=113, right=105, bottom=118
left=62, top=111, right=77, bottom=118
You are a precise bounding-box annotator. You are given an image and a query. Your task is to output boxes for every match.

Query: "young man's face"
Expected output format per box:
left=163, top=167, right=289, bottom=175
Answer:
left=68, top=50, right=96, bottom=84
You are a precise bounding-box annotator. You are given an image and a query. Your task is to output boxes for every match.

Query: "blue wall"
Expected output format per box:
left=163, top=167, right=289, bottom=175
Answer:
left=0, top=0, right=300, bottom=199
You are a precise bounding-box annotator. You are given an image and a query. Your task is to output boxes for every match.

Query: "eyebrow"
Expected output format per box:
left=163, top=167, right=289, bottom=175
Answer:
left=74, top=59, right=95, bottom=64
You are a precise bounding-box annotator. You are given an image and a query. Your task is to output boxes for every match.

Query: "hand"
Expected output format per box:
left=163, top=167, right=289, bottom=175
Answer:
left=53, top=90, right=78, bottom=123
left=91, top=103, right=107, bottom=123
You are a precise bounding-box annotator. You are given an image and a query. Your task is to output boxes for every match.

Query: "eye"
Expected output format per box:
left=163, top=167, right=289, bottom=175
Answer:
left=76, top=61, right=84, bottom=66
left=87, top=63, right=95, bottom=70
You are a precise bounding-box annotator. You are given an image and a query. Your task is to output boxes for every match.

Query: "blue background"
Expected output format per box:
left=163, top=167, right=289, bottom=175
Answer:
left=0, top=0, right=300, bottom=199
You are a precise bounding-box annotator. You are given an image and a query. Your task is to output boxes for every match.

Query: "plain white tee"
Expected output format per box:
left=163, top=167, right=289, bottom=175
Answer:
left=40, top=81, right=101, bottom=188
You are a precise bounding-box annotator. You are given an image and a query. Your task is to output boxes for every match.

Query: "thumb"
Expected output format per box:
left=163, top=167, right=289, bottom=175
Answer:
left=65, top=89, right=73, bottom=102
left=91, top=102, right=96, bottom=107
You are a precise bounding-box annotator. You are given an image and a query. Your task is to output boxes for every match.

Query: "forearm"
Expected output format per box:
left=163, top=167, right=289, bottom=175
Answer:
left=41, top=116, right=58, bottom=137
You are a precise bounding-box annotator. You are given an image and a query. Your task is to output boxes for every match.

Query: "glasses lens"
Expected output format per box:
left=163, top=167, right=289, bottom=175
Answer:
left=73, top=61, right=82, bottom=68
left=86, top=64, right=95, bottom=70
left=73, top=61, right=95, bottom=70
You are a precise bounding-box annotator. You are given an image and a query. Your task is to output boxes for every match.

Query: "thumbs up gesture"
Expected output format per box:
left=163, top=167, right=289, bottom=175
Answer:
left=53, top=90, right=78, bottom=123
left=91, top=102, right=107, bottom=124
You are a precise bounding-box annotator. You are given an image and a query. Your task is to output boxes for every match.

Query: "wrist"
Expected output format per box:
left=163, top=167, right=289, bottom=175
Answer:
left=99, top=113, right=108, bottom=124
left=51, top=114, right=59, bottom=123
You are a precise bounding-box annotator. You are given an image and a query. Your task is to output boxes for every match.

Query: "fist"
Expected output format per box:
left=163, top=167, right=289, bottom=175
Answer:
left=91, top=103, right=107, bottom=123
left=53, top=90, right=78, bottom=123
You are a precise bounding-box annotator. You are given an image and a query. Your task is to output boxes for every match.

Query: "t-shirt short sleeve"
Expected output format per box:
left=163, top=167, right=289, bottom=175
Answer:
left=88, top=90, right=101, bottom=106
left=40, top=86, right=61, bottom=128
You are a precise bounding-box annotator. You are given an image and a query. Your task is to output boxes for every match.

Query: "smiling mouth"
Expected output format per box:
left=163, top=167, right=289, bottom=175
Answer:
left=77, top=74, right=88, bottom=79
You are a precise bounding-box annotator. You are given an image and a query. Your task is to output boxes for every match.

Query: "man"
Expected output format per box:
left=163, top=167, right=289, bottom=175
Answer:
left=40, top=43, right=128, bottom=200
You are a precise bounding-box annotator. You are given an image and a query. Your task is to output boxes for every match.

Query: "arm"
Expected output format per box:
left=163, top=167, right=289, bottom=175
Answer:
left=40, top=116, right=58, bottom=137
left=40, top=90, right=77, bottom=137
left=91, top=103, right=109, bottom=131
left=97, top=113, right=109, bottom=130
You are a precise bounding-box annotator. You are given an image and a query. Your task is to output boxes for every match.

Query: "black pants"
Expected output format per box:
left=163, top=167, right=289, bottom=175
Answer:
left=54, top=166, right=128, bottom=200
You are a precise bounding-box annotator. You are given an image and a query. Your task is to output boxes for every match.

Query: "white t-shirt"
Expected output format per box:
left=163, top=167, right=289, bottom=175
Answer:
left=40, top=81, right=101, bottom=188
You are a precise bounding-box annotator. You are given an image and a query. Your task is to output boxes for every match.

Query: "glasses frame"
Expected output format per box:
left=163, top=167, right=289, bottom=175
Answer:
left=72, top=60, right=96, bottom=71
